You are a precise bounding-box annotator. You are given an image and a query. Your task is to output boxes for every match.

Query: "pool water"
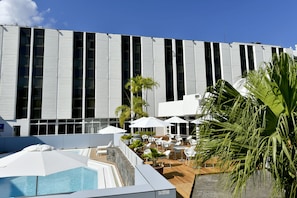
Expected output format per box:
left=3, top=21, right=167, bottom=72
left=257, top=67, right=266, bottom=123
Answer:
left=1, top=167, right=98, bottom=197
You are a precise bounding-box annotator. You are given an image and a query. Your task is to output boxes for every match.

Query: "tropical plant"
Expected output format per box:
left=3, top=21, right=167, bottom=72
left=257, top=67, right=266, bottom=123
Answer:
left=129, top=139, right=144, bottom=152
left=115, top=76, right=159, bottom=127
left=142, top=148, right=165, bottom=167
left=197, top=53, right=297, bottom=198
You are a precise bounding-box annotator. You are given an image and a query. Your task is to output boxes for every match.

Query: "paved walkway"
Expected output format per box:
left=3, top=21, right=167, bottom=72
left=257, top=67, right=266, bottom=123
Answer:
left=191, top=172, right=279, bottom=198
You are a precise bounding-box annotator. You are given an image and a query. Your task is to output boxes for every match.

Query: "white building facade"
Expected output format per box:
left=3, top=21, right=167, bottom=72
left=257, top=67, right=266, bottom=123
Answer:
left=0, top=25, right=294, bottom=136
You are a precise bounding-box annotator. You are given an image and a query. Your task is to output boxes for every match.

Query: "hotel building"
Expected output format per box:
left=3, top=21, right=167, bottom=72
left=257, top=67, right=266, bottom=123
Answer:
left=0, top=25, right=294, bottom=136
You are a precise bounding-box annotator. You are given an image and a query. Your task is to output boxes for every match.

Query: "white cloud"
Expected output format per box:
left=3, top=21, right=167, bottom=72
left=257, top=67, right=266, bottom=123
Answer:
left=0, top=0, right=47, bottom=26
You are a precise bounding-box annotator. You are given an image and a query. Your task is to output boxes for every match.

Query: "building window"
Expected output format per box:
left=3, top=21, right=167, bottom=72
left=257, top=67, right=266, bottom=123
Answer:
left=133, top=37, right=141, bottom=77
left=16, top=28, right=31, bottom=119
left=213, top=43, right=222, bottom=83
left=72, top=32, right=83, bottom=118
left=272, top=47, right=277, bottom=57
left=175, top=40, right=185, bottom=100
left=121, top=36, right=130, bottom=105
left=165, top=39, right=174, bottom=101
left=204, top=42, right=213, bottom=87
left=247, top=45, right=254, bottom=71
left=239, top=45, right=247, bottom=77
left=31, top=29, right=44, bottom=119
left=85, top=33, right=95, bottom=118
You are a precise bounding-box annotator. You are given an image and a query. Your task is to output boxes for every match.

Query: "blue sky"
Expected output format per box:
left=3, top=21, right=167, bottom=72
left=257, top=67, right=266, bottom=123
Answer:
left=1, top=0, right=296, bottom=48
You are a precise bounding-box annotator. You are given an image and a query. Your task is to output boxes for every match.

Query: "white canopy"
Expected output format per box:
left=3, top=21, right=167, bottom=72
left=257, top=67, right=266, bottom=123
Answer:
left=164, top=116, right=188, bottom=124
left=0, top=144, right=88, bottom=177
left=191, top=119, right=203, bottom=124
left=98, top=125, right=126, bottom=134
left=129, top=117, right=172, bottom=128
left=165, top=116, right=188, bottom=136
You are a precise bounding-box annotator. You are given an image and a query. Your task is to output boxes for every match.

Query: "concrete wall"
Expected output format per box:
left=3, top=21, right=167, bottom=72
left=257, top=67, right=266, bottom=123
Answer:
left=107, top=147, right=135, bottom=186
left=0, top=134, right=115, bottom=152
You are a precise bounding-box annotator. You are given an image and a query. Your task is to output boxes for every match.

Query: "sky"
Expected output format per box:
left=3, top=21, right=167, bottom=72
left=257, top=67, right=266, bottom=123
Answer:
left=0, top=0, right=297, bottom=48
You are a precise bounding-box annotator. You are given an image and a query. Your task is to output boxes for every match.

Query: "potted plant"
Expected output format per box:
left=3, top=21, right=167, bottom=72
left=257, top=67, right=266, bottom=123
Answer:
left=121, top=134, right=133, bottom=145
left=142, top=148, right=166, bottom=174
left=129, top=139, right=144, bottom=155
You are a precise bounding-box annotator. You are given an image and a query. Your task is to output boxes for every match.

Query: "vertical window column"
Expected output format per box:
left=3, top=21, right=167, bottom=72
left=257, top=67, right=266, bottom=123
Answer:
left=204, top=42, right=213, bottom=87
left=85, top=33, right=95, bottom=118
left=239, top=45, right=247, bottom=77
left=121, top=36, right=130, bottom=105
left=30, top=29, right=44, bottom=119
left=213, top=43, right=222, bottom=83
left=247, top=45, right=255, bottom=71
left=16, top=28, right=31, bottom=119
left=132, top=36, right=141, bottom=77
left=72, top=32, right=83, bottom=118
left=165, top=39, right=174, bottom=101
left=175, top=40, right=185, bottom=100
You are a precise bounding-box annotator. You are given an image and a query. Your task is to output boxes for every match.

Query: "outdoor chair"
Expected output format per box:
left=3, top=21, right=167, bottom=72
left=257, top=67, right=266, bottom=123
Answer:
left=186, top=135, right=192, bottom=145
left=148, top=136, right=155, bottom=143
left=155, top=137, right=163, bottom=149
left=184, top=146, right=196, bottom=165
left=175, top=135, right=183, bottom=145
left=160, top=150, right=172, bottom=167
left=142, top=134, right=148, bottom=142
left=96, top=141, right=112, bottom=156
left=162, top=139, right=172, bottom=150
left=189, top=139, right=197, bottom=146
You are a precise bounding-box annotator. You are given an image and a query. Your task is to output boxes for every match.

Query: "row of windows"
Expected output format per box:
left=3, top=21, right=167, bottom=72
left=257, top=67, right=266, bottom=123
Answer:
left=16, top=28, right=285, bottom=122
left=29, top=118, right=115, bottom=135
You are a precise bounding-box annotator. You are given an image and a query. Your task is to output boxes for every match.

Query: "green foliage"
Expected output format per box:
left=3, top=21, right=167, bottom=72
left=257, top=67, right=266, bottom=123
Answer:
left=129, top=139, right=144, bottom=151
left=121, top=134, right=132, bottom=140
left=142, top=148, right=165, bottom=167
left=115, top=75, right=159, bottom=127
left=197, top=53, right=297, bottom=197
left=135, top=131, right=156, bottom=136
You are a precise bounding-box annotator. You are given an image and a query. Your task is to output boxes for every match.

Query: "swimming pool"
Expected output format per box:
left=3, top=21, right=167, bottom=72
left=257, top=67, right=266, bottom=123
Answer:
left=2, top=167, right=98, bottom=197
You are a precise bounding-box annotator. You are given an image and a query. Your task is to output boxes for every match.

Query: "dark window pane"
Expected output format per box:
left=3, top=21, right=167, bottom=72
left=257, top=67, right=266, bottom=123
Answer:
left=204, top=42, right=213, bottom=87
left=240, top=45, right=247, bottom=77
left=48, top=125, right=55, bottom=135
left=121, top=36, right=131, bottom=105
left=58, top=124, right=66, bottom=134
left=16, top=28, right=31, bottom=119
left=176, top=40, right=185, bottom=100
left=165, top=39, right=174, bottom=101
left=30, top=125, right=38, bottom=135
left=247, top=45, right=254, bottom=71
left=213, top=43, right=222, bottom=82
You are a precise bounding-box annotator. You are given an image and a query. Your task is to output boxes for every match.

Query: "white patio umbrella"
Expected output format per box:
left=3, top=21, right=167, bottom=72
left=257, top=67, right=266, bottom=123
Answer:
left=129, top=117, right=172, bottom=136
left=98, top=125, right=127, bottom=134
left=0, top=144, right=88, bottom=195
left=165, top=116, right=188, bottom=136
left=129, top=117, right=172, bottom=128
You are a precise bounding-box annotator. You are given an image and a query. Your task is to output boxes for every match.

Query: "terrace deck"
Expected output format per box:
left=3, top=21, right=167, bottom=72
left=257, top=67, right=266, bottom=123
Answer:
left=90, top=148, right=222, bottom=198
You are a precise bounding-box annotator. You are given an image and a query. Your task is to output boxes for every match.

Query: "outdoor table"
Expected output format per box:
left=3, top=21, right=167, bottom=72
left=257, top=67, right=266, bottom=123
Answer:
left=173, top=145, right=188, bottom=161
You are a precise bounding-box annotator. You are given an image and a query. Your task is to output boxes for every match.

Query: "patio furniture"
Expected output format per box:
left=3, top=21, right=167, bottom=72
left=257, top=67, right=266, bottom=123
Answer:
left=160, top=150, right=172, bottom=167
left=162, top=139, right=172, bottom=150
left=148, top=136, right=155, bottom=143
left=189, top=139, right=197, bottom=146
left=142, top=134, right=149, bottom=142
left=96, top=141, right=112, bottom=156
left=173, top=145, right=188, bottom=161
left=184, top=146, right=196, bottom=165
left=155, top=137, right=163, bottom=149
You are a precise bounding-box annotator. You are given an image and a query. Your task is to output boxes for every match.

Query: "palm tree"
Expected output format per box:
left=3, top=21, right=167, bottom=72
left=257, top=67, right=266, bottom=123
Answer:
left=115, top=76, right=159, bottom=128
left=125, top=75, right=159, bottom=112
left=197, top=53, right=297, bottom=197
